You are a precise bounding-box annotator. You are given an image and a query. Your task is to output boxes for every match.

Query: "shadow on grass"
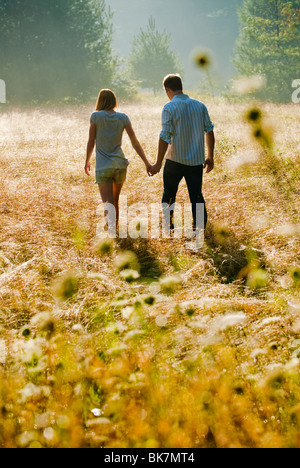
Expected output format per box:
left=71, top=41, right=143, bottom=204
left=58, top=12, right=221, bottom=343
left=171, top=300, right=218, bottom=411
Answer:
left=116, top=237, right=163, bottom=279
left=204, top=223, right=267, bottom=285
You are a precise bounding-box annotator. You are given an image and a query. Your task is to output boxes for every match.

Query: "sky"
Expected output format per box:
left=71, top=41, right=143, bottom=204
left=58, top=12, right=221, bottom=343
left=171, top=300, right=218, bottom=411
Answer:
left=105, top=0, right=244, bottom=89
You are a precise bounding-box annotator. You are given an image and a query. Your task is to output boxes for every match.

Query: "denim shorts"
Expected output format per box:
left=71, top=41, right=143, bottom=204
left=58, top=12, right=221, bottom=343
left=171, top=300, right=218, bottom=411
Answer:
left=95, top=168, right=127, bottom=185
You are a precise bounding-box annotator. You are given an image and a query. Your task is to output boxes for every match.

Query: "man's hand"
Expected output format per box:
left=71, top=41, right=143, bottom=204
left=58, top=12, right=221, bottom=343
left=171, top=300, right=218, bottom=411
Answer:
left=150, top=162, right=162, bottom=176
left=204, top=157, right=214, bottom=174
left=205, top=131, right=215, bottom=174
left=85, top=162, right=91, bottom=176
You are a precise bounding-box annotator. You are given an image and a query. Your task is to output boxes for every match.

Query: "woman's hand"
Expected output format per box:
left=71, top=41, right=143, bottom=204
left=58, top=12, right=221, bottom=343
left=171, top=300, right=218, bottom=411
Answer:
left=85, top=121, right=96, bottom=177
left=145, top=161, right=152, bottom=177
left=85, top=162, right=91, bottom=176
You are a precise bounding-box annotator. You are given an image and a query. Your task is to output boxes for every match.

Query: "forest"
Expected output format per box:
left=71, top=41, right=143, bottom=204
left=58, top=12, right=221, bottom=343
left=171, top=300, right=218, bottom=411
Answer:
left=0, top=0, right=299, bottom=102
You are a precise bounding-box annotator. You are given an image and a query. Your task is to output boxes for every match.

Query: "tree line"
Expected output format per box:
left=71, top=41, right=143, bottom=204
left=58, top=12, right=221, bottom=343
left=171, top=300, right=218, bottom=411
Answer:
left=0, top=0, right=180, bottom=103
left=234, top=0, right=299, bottom=102
left=0, top=0, right=298, bottom=103
left=0, top=0, right=118, bottom=102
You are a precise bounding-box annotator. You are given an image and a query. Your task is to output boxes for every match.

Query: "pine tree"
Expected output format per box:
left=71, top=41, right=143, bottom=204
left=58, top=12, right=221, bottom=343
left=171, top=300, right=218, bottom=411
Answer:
left=128, top=17, right=182, bottom=95
left=233, top=0, right=300, bottom=102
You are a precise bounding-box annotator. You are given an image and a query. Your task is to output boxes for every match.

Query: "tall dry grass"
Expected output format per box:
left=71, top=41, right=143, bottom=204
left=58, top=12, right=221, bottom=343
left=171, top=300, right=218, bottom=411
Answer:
left=0, top=98, right=299, bottom=448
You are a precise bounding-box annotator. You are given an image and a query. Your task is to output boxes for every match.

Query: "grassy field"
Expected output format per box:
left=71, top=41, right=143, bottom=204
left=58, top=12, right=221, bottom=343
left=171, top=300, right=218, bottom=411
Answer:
left=0, top=97, right=299, bottom=448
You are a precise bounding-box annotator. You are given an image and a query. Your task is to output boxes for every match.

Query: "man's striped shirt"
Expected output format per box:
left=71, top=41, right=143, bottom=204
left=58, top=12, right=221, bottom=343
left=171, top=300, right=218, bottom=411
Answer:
left=160, top=94, right=214, bottom=166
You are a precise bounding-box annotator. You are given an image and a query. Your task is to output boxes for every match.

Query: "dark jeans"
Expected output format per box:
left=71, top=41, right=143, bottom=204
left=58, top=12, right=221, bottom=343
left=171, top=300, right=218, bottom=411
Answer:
left=162, top=159, right=208, bottom=230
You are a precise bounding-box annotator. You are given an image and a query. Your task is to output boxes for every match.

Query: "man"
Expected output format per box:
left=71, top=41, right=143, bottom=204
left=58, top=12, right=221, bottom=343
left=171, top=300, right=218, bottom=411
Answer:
left=150, top=74, right=215, bottom=233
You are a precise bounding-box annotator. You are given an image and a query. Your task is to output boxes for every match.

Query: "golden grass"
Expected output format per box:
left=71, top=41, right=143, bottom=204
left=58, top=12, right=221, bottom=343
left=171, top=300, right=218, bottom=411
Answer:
left=0, top=98, right=299, bottom=448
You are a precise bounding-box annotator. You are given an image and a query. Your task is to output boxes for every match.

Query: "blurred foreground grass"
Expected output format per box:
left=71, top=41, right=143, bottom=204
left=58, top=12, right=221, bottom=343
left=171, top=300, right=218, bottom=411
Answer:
left=0, top=99, right=299, bottom=448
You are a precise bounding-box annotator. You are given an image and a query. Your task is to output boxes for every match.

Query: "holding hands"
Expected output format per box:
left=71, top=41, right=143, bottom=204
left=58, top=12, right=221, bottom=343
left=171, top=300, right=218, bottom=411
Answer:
left=144, top=161, right=152, bottom=177
left=143, top=160, right=162, bottom=177
left=148, top=162, right=162, bottom=176
left=146, top=138, right=168, bottom=177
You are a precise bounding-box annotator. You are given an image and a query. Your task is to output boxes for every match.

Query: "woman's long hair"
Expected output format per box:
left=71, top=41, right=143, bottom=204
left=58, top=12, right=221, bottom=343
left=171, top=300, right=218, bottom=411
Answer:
left=96, top=89, right=117, bottom=111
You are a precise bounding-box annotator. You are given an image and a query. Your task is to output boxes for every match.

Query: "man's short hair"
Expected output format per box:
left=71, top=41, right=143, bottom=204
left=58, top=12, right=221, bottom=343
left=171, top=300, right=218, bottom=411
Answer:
left=163, top=74, right=183, bottom=92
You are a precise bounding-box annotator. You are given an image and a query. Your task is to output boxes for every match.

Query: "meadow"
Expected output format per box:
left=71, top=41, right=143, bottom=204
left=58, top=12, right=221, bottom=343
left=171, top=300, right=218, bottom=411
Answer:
left=0, top=96, right=299, bottom=448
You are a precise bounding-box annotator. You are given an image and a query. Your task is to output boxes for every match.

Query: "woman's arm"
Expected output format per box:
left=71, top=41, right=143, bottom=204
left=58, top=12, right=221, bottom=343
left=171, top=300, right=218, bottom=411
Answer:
left=85, top=121, right=96, bottom=176
left=150, top=138, right=169, bottom=175
left=125, top=123, right=151, bottom=175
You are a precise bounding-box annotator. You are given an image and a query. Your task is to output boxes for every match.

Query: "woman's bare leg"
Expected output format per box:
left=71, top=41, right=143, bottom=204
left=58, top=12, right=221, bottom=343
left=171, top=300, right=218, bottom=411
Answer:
left=98, top=182, right=114, bottom=205
left=113, top=182, right=124, bottom=224
left=98, top=182, right=116, bottom=236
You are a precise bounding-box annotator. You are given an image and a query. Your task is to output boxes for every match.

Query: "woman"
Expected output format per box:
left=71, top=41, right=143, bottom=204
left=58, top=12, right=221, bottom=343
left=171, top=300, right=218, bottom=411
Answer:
left=85, top=89, right=151, bottom=233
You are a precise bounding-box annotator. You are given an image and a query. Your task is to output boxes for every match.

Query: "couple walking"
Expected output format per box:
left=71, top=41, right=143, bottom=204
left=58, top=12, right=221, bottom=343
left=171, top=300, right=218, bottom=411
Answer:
left=85, top=74, right=215, bottom=237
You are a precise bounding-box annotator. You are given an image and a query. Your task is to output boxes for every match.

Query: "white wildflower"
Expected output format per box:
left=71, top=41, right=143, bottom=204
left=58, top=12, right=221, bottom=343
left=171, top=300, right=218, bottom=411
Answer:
left=18, top=383, right=51, bottom=403
left=91, top=408, right=103, bottom=417
left=43, top=427, right=57, bottom=443
left=233, top=75, right=266, bottom=94
left=120, top=269, right=140, bottom=283
left=114, top=251, right=140, bottom=272
left=35, top=412, right=51, bottom=429
left=149, top=282, right=161, bottom=295
left=107, top=343, right=128, bottom=355
left=289, top=300, right=300, bottom=314
left=72, top=323, right=85, bottom=333
left=86, top=418, right=111, bottom=428
left=155, top=315, right=168, bottom=328
left=121, top=306, right=135, bottom=320
left=16, top=431, right=40, bottom=448
left=226, top=150, right=258, bottom=170
left=0, top=339, right=7, bottom=364
left=22, top=338, right=45, bottom=363
left=276, top=223, right=300, bottom=237
left=124, top=329, right=144, bottom=341
left=260, top=316, right=282, bottom=326
left=159, top=275, right=182, bottom=293
left=213, top=312, right=247, bottom=332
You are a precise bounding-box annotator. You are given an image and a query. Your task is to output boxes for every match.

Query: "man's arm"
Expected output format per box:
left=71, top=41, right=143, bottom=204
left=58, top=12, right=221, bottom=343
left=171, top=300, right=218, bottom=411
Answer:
left=151, top=106, right=172, bottom=176
left=204, top=130, right=215, bottom=173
